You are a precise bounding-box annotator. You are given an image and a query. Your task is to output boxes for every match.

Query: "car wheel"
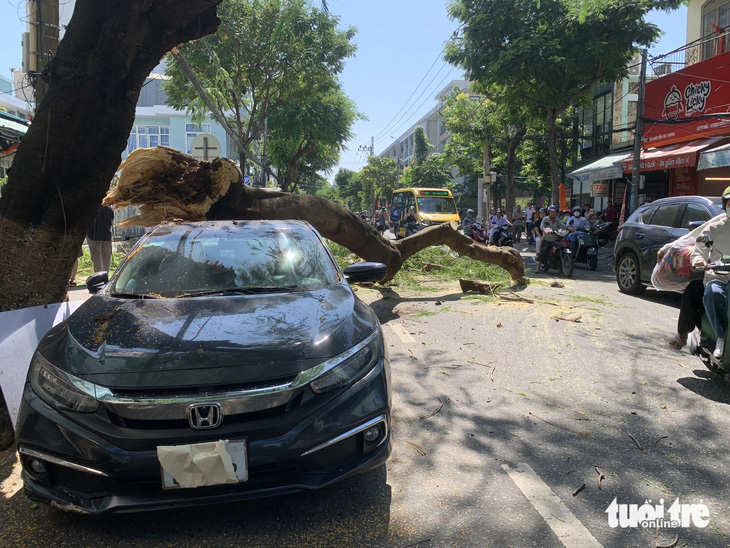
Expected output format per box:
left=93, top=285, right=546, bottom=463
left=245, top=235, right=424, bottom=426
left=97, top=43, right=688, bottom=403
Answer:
left=597, top=236, right=609, bottom=247
left=616, top=252, right=645, bottom=294
left=587, top=254, right=598, bottom=271
left=560, top=251, right=573, bottom=277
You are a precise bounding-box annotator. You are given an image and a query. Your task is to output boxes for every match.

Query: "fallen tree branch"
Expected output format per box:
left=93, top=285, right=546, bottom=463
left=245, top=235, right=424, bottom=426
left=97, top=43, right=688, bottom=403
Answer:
left=419, top=398, right=444, bottom=420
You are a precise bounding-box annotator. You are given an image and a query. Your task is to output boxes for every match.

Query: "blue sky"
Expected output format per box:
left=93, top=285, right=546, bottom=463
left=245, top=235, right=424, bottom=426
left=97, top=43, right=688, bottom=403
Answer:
left=0, top=0, right=687, bottom=180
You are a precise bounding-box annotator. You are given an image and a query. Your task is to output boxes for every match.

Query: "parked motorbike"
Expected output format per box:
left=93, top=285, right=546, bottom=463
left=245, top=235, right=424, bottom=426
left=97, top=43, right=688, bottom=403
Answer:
left=536, top=228, right=573, bottom=277
left=689, top=254, right=730, bottom=379
left=572, top=227, right=599, bottom=271
left=595, top=218, right=618, bottom=246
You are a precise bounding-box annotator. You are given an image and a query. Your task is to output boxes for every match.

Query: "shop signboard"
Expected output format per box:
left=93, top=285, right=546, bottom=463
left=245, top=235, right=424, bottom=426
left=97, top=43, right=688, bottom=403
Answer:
left=591, top=182, right=609, bottom=197
left=643, top=50, right=730, bottom=148
left=670, top=167, right=698, bottom=196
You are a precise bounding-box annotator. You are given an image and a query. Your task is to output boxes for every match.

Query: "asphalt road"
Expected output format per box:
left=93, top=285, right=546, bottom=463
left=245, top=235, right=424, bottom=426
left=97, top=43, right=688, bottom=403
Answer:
left=2, top=242, right=729, bottom=547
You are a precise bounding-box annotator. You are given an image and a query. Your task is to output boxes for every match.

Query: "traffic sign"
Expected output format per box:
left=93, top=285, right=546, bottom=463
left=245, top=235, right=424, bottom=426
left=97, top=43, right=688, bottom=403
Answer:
left=190, top=133, right=221, bottom=161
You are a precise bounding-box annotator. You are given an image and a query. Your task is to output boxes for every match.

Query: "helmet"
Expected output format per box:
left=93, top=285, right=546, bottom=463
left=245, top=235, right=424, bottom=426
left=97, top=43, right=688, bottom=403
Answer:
left=723, top=186, right=730, bottom=208
left=380, top=206, right=386, bottom=211
left=409, top=206, right=415, bottom=210
left=539, top=207, right=547, bottom=213
left=572, top=206, right=581, bottom=213
left=496, top=208, right=502, bottom=214
left=548, top=205, right=558, bottom=212
left=466, top=208, right=474, bottom=215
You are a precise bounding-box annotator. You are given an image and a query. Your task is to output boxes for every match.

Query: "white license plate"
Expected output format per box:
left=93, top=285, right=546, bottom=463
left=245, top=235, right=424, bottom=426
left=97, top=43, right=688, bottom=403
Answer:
left=160, top=440, right=248, bottom=490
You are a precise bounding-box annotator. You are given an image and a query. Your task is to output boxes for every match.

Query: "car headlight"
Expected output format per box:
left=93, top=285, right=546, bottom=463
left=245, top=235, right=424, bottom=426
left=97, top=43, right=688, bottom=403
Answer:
left=307, top=332, right=381, bottom=394
left=29, top=352, right=100, bottom=413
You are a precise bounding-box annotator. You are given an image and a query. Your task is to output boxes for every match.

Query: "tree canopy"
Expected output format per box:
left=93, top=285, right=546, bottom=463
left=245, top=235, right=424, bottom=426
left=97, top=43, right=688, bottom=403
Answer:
left=445, top=0, right=685, bottom=203
left=164, top=0, right=357, bottom=191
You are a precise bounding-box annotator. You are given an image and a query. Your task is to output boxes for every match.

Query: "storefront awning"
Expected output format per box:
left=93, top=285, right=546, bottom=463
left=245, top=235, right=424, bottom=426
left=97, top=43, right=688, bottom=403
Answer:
left=567, top=152, right=626, bottom=183
left=620, top=137, right=724, bottom=173
left=698, top=142, right=730, bottom=171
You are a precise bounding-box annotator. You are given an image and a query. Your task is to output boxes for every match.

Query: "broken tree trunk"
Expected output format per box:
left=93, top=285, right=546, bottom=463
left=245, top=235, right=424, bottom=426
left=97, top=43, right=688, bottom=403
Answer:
left=105, top=147, right=526, bottom=282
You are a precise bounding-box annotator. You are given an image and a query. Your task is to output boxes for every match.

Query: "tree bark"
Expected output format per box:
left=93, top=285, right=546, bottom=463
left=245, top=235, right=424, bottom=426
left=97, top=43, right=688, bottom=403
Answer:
left=0, top=0, right=223, bottom=313
left=504, top=125, right=527, bottom=216
left=547, top=109, right=561, bottom=207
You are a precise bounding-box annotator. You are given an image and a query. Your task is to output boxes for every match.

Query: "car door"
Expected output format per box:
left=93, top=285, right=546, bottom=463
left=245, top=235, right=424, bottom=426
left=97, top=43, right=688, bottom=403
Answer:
left=640, top=203, right=683, bottom=281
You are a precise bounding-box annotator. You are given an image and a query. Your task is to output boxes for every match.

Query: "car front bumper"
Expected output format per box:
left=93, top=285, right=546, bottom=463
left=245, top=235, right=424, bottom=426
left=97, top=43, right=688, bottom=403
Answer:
left=15, top=360, right=391, bottom=514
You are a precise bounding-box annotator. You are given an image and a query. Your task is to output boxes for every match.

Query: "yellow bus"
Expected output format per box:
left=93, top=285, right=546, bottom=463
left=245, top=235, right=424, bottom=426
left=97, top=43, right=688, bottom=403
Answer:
left=390, top=187, right=460, bottom=238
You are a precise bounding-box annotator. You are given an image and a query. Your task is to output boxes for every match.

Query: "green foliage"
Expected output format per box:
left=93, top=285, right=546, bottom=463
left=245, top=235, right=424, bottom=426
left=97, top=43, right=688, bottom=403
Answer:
left=403, top=153, right=452, bottom=188
left=324, top=241, right=511, bottom=289
left=359, top=156, right=397, bottom=212
left=445, top=0, right=684, bottom=198
left=164, top=0, right=357, bottom=189
left=334, top=168, right=364, bottom=211
left=413, top=126, right=431, bottom=166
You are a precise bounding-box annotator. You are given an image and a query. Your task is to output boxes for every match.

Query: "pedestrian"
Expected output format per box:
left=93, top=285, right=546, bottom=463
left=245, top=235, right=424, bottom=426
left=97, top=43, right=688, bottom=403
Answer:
left=524, top=202, right=536, bottom=243
left=87, top=204, right=115, bottom=273
left=511, top=204, right=525, bottom=243
left=69, top=246, right=83, bottom=287
left=377, top=206, right=387, bottom=235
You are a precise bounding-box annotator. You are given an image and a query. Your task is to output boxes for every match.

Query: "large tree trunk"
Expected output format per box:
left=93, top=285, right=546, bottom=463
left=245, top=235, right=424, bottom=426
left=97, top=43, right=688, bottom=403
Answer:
left=546, top=109, right=561, bottom=207
left=504, top=125, right=527, bottom=217
left=104, top=147, right=526, bottom=283
left=0, top=0, right=223, bottom=313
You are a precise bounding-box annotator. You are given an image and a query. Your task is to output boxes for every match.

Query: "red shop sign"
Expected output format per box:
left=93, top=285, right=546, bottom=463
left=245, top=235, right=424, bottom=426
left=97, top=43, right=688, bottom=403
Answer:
left=642, top=49, right=730, bottom=148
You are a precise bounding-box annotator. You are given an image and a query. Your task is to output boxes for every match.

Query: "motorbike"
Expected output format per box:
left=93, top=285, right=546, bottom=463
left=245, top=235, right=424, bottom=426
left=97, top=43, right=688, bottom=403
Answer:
left=595, top=217, right=618, bottom=246
left=468, top=222, right=488, bottom=244
left=572, top=227, right=599, bottom=271
left=536, top=228, right=573, bottom=277
left=688, top=257, right=730, bottom=380
left=405, top=219, right=423, bottom=237
left=490, top=224, right=513, bottom=247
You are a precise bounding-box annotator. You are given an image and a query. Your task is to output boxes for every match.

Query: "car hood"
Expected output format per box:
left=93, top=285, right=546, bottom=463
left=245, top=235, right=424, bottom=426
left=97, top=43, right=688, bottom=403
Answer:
left=38, top=285, right=379, bottom=389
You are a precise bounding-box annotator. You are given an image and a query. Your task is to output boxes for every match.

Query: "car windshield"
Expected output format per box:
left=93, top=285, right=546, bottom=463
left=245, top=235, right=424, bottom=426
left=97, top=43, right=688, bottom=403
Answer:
left=416, top=197, right=457, bottom=214
left=110, top=224, right=339, bottom=298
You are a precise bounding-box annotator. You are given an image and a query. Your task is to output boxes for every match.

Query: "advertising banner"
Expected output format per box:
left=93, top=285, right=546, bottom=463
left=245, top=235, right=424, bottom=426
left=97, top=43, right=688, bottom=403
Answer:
left=643, top=50, right=730, bottom=148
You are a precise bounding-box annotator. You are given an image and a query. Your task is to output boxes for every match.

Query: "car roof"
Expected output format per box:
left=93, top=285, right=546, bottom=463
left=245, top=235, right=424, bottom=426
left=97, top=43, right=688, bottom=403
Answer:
left=638, top=195, right=721, bottom=207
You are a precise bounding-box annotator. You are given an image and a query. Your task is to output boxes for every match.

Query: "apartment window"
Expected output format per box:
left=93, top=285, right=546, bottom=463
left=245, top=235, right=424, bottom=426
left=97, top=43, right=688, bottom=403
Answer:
left=701, top=1, right=730, bottom=60
left=128, top=125, right=170, bottom=153
left=185, top=123, right=211, bottom=154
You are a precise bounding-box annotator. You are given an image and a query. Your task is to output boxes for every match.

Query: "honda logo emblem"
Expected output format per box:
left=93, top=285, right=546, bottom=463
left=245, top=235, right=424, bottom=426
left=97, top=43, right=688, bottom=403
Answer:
left=187, top=403, right=222, bottom=429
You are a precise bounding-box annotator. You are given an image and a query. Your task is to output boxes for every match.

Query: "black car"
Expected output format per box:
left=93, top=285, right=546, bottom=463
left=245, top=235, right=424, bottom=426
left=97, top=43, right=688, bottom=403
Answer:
left=614, top=196, right=722, bottom=294
left=15, top=220, right=391, bottom=514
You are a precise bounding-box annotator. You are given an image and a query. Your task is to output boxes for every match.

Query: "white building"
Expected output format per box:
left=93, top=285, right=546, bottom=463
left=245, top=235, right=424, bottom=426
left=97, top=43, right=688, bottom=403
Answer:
left=378, top=79, right=476, bottom=183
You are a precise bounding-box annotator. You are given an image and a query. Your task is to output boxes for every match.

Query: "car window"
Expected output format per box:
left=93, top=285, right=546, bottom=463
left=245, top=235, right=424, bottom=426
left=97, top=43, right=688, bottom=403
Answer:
left=628, top=205, right=657, bottom=224
left=680, top=203, right=713, bottom=229
left=648, top=205, right=680, bottom=227
left=112, top=226, right=340, bottom=297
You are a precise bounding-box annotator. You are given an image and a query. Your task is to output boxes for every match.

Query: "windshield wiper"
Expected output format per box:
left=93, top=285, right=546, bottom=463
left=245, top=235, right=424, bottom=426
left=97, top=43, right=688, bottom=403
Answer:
left=176, top=287, right=297, bottom=298
left=109, top=291, right=161, bottom=299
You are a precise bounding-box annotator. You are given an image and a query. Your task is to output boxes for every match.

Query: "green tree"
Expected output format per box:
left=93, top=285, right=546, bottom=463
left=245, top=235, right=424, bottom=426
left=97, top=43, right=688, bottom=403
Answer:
left=413, top=125, right=431, bottom=167
left=334, top=168, right=363, bottom=211
left=359, top=157, right=397, bottom=215
left=403, top=154, right=452, bottom=188
left=164, top=0, right=356, bottom=191
left=446, top=0, right=684, bottom=204
left=267, top=85, right=362, bottom=191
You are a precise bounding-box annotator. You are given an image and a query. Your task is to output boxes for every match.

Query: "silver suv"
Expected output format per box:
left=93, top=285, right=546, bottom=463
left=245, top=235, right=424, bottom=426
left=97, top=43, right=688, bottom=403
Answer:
left=614, top=196, right=722, bottom=294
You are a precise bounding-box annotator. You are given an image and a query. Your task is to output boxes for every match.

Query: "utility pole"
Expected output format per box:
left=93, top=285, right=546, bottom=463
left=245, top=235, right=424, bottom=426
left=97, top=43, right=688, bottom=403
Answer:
left=29, top=0, right=59, bottom=108
left=630, top=49, right=647, bottom=217
left=359, top=139, right=375, bottom=215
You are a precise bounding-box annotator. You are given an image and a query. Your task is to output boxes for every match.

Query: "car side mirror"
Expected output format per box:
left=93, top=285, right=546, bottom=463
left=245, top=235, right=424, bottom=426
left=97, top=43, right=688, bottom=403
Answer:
left=86, top=271, right=109, bottom=294
left=696, top=234, right=713, bottom=248
left=343, top=262, right=388, bottom=284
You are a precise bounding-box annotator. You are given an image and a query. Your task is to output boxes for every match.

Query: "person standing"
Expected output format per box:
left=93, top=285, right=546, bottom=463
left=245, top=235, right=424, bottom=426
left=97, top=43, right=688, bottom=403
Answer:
left=524, top=202, right=536, bottom=243
left=511, top=204, right=525, bottom=243
left=377, top=207, right=387, bottom=235
left=87, top=205, right=115, bottom=273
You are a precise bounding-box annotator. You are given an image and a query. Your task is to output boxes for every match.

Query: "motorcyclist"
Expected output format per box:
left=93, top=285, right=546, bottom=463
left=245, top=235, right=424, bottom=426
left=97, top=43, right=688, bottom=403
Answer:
left=462, top=208, right=477, bottom=237
left=538, top=205, right=567, bottom=260
left=489, top=208, right=512, bottom=245
left=405, top=206, right=419, bottom=236
left=691, top=185, right=730, bottom=358
left=566, top=205, right=590, bottom=257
